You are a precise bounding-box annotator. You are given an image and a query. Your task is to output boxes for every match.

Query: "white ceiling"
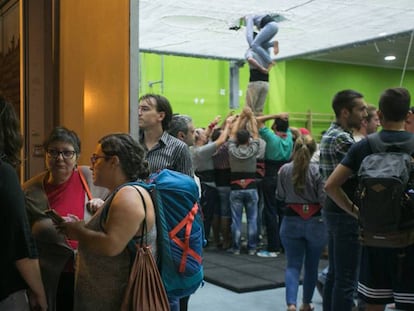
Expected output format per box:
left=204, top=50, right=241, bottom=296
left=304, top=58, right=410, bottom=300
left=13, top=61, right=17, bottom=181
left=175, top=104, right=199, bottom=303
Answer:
left=139, top=0, right=414, bottom=70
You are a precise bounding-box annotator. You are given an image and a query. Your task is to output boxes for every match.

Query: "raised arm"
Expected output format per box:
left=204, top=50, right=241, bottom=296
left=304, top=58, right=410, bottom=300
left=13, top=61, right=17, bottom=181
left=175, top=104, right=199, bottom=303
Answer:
left=214, top=116, right=233, bottom=146
left=256, top=112, right=289, bottom=128
left=204, top=115, right=221, bottom=138
left=230, top=114, right=243, bottom=140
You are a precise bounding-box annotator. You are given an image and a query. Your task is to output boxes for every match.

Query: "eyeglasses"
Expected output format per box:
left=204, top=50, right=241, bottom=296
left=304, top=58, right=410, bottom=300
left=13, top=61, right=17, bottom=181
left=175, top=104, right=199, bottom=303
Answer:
left=47, top=149, right=77, bottom=159
left=90, top=153, right=111, bottom=164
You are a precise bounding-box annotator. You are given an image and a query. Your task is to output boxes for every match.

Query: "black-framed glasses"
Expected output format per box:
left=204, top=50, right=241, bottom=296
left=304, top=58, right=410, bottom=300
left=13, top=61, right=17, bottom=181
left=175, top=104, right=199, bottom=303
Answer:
left=90, top=153, right=111, bottom=164
left=47, top=149, right=77, bottom=159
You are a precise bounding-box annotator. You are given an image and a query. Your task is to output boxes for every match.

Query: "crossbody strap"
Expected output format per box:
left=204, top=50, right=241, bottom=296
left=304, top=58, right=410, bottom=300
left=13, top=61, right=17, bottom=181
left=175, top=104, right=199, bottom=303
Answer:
left=78, top=167, right=92, bottom=200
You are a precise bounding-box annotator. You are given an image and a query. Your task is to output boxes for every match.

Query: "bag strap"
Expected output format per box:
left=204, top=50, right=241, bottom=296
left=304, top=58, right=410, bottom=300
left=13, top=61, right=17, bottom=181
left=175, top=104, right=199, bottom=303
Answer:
left=169, top=202, right=202, bottom=273
left=133, top=187, right=148, bottom=248
left=99, top=182, right=150, bottom=256
left=78, top=167, right=93, bottom=200
left=367, top=132, right=414, bottom=154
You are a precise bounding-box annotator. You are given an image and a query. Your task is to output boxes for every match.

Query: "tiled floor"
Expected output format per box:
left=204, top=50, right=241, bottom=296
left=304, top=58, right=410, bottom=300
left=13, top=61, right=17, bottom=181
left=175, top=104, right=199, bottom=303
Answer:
left=189, top=281, right=399, bottom=311
left=189, top=281, right=323, bottom=311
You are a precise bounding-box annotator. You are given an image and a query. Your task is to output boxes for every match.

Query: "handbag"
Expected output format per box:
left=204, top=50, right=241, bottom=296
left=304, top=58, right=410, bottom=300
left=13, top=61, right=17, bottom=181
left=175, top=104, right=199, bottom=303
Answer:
left=121, top=188, right=170, bottom=311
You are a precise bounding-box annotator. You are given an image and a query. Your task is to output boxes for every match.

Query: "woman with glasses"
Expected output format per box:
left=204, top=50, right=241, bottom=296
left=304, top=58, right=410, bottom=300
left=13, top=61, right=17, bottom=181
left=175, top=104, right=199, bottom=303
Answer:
left=58, top=133, right=157, bottom=311
left=23, top=126, right=108, bottom=311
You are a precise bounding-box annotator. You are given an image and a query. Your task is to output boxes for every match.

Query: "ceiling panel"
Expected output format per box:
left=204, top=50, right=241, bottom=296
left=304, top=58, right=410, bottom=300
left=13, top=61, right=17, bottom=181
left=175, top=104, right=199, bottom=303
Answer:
left=139, top=0, right=414, bottom=70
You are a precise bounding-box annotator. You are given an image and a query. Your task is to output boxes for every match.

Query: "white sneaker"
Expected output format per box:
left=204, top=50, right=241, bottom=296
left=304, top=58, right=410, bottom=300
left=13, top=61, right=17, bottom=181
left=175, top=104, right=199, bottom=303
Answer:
left=248, top=249, right=256, bottom=256
left=256, top=250, right=279, bottom=258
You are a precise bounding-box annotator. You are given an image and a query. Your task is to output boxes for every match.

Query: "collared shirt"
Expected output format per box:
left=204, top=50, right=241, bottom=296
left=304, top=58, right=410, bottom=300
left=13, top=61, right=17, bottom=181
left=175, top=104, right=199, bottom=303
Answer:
left=319, top=122, right=354, bottom=180
left=259, top=127, right=293, bottom=161
left=140, top=131, right=194, bottom=177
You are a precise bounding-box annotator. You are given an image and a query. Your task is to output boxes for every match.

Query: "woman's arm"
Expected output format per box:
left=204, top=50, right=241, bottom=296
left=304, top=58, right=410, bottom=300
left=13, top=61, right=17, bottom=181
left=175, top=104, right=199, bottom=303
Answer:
left=15, top=258, right=47, bottom=311
left=59, top=186, right=150, bottom=256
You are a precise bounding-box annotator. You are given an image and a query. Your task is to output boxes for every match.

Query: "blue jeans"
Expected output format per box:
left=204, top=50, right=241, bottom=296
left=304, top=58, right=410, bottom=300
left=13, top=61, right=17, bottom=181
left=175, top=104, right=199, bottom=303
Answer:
left=229, top=188, right=259, bottom=250
left=168, top=296, right=179, bottom=311
left=323, top=207, right=361, bottom=311
left=251, top=21, right=278, bottom=64
left=280, top=216, right=327, bottom=306
left=216, top=186, right=231, bottom=218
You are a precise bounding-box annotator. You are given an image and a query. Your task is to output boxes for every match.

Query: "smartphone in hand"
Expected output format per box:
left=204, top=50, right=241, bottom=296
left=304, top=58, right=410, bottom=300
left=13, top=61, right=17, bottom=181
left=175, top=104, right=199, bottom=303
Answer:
left=45, top=209, right=65, bottom=224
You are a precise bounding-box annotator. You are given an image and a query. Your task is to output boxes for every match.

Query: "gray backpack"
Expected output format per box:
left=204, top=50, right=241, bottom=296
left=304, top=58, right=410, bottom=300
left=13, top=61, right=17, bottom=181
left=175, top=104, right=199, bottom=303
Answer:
left=357, top=133, right=414, bottom=248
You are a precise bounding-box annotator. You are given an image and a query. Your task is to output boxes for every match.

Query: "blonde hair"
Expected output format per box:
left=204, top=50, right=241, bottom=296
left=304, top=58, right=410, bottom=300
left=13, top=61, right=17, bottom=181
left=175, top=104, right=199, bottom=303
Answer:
left=292, top=135, right=317, bottom=193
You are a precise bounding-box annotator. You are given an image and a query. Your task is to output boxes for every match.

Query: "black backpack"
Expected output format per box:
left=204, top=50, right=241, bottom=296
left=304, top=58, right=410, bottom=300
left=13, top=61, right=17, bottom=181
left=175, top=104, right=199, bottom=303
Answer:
left=357, top=132, right=414, bottom=248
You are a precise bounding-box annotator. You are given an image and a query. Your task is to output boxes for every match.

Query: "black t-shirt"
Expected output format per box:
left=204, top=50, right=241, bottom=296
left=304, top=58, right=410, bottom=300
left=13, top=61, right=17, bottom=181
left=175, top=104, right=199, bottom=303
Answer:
left=0, top=160, right=38, bottom=300
left=342, top=130, right=414, bottom=171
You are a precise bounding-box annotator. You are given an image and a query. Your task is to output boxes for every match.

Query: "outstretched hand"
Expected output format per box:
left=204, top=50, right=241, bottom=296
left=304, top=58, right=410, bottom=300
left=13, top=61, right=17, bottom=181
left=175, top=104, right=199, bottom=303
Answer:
left=87, top=198, right=105, bottom=214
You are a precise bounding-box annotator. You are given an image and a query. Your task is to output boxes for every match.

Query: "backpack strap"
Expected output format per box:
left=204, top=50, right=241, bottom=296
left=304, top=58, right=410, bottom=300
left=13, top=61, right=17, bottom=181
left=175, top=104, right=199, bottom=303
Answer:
left=367, top=132, right=414, bottom=154
left=169, top=202, right=202, bottom=273
left=78, top=167, right=93, bottom=200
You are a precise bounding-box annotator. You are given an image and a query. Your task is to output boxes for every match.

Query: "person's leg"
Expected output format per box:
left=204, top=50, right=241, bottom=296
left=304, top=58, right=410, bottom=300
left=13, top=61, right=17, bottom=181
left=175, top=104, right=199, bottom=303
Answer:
left=245, top=82, right=260, bottom=114
left=316, top=265, right=329, bottom=299
left=245, top=189, right=259, bottom=251
left=324, top=209, right=361, bottom=311
left=200, top=183, right=216, bottom=245
left=255, top=81, right=269, bottom=115
left=229, top=190, right=244, bottom=252
left=276, top=198, right=286, bottom=252
left=217, top=186, right=232, bottom=250
left=256, top=179, right=264, bottom=240
left=168, top=296, right=180, bottom=311
left=179, top=296, right=190, bottom=311
left=302, top=217, right=328, bottom=304
left=56, top=271, right=75, bottom=311
left=280, top=216, right=306, bottom=307
left=251, top=22, right=279, bottom=64
left=261, top=176, right=281, bottom=252
left=322, top=209, right=336, bottom=311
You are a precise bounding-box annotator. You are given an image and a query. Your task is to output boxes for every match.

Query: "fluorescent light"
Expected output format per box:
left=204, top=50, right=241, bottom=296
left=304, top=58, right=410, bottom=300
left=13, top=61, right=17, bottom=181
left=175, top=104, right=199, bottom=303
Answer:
left=384, top=55, right=396, bottom=61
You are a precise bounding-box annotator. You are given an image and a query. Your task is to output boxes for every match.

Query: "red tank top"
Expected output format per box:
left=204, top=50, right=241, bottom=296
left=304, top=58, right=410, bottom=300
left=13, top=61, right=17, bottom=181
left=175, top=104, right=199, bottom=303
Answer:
left=44, top=170, right=85, bottom=250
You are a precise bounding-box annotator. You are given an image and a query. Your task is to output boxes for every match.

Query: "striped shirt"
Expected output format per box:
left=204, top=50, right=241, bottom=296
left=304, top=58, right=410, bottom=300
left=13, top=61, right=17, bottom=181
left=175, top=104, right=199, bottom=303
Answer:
left=319, top=122, right=355, bottom=181
left=140, top=131, right=194, bottom=177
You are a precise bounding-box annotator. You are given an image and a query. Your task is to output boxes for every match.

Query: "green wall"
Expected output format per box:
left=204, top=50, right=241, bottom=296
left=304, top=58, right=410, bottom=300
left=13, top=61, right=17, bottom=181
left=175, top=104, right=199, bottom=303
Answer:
left=139, top=53, right=414, bottom=134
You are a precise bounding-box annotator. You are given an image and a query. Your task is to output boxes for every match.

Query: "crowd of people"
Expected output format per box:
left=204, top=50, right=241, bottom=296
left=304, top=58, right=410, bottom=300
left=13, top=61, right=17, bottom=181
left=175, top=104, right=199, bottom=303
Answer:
left=2, top=81, right=414, bottom=311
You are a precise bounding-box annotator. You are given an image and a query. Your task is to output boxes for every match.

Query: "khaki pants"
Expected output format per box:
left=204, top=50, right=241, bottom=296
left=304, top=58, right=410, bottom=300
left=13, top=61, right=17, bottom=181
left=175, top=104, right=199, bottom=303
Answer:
left=245, top=81, right=269, bottom=115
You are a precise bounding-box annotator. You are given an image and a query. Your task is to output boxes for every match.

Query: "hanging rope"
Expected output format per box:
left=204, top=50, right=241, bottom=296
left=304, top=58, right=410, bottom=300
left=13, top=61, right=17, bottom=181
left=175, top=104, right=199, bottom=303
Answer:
left=400, top=30, right=414, bottom=87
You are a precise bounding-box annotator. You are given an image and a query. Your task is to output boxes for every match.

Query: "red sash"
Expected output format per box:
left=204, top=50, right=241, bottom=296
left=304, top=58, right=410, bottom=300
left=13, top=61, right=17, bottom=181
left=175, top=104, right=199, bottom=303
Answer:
left=287, top=204, right=321, bottom=220
left=230, top=178, right=256, bottom=189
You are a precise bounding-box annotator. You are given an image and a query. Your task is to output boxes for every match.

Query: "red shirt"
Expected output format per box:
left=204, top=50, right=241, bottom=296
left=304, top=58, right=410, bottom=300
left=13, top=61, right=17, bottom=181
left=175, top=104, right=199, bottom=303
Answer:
left=44, top=170, right=85, bottom=250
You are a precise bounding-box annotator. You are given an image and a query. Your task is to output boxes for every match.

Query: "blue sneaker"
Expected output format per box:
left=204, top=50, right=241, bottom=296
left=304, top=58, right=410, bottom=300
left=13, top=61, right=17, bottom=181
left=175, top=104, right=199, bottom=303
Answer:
left=256, top=250, right=279, bottom=258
